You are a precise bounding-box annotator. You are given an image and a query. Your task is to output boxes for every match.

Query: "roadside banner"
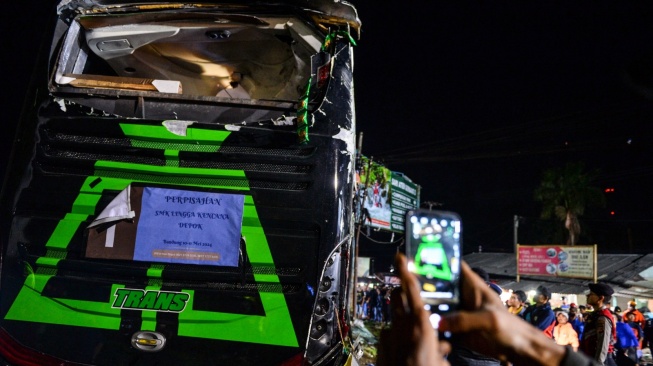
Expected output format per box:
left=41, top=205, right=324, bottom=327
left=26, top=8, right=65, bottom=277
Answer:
left=517, top=244, right=596, bottom=280
left=357, top=156, right=419, bottom=233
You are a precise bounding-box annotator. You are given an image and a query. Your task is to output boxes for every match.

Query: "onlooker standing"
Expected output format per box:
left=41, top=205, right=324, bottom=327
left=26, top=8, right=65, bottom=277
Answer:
left=507, top=290, right=528, bottom=318
left=381, top=286, right=391, bottom=324
left=580, top=304, right=589, bottom=316
left=580, top=283, right=617, bottom=366
left=374, top=287, right=383, bottom=322
left=356, top=286, right=365, bottom=319
left=561, top=296, right=570, bottom=311
left=643, top=315, right=653, bottom=351
left=625, top=312, right=644, bottom=359
left=523, top=285, right=556, bottom=334
left=570, top=303, right=585, bottom=340
left=360, top=285, right=369, bottom=319
left=622, top=301, right=646, bottom=331
left=553, top=311, right=580, bottom=351
left=614, top=314, right=639, bottom=366
left=366, top=286, right=379, bottom=321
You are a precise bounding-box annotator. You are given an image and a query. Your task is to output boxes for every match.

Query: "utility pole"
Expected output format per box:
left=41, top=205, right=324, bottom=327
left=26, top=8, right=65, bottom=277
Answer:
left=421, top=201, right=443, bottom=210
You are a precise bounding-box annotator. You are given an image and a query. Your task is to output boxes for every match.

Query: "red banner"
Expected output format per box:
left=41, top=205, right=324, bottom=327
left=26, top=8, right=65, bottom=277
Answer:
left=517, top=244, right=595, bottom=280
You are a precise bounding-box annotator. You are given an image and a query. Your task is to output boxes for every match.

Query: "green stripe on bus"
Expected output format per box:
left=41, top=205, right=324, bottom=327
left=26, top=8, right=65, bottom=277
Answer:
left=5, top=284, right=122, bottom=329
left=5, top=123, right=298, bottom=347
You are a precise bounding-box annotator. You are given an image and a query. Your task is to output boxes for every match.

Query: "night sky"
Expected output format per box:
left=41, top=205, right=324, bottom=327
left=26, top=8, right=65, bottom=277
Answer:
left=4, top=2, right=653, bottom=273
left=351, top=2, right=653, bottom=270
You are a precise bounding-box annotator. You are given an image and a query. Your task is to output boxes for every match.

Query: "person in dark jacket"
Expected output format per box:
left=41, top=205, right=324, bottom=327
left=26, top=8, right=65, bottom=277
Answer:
left=365, top=286, right=379, bottom=320
left=644, top=316, right=653, bottom=351
left=580, top=283, right=617, bottom=366
left=523, top=285, right=556, bottom=333
left=378, top=253, right=602, bottom=366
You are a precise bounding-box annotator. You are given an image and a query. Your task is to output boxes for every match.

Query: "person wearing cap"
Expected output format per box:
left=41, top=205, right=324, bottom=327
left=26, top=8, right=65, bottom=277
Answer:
left=622, top=300, right=646, bottom=331
left=553, top=310, right=580, bottom=351
left=614, top=306, right=622, bottom=315
left=523, top=285, right=556, bottom=334
left=580, top=283, right=617, bottom=366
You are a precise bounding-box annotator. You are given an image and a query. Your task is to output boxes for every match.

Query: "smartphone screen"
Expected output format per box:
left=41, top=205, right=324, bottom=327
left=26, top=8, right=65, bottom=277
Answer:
left=405, top=209, right=462, bottom=317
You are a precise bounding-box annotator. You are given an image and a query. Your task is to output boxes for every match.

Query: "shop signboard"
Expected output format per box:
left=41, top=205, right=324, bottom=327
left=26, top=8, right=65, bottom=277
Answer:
left=517, top=244, right=597, bottom=281
left=357, top=156, right=419, bottom=232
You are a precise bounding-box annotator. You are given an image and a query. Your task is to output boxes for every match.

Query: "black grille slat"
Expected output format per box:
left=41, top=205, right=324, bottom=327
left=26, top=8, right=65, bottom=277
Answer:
left=43, top=146, right=166, bottom=166
left=181, top=160, right=311, bottom=173
left=218, top=145, right=314, bottom=157
left=55, top=259, right=304, bottom=294
left=163, top=281, right=302, bottom=294
left=248, top=181, right=310, bottom=190
left=50, top=132, right=133, bottom=146
left=40, top=118, right=317, bottom=192
left=45, top=127, right=316, bottom=157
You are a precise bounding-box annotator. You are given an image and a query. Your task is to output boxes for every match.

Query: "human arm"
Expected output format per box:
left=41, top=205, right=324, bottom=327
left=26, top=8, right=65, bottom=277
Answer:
left=378, top=253, right=601, bottom=366
left=438, top=261, right=569, bottom=365
left=569, top=325, right=580, bottom=351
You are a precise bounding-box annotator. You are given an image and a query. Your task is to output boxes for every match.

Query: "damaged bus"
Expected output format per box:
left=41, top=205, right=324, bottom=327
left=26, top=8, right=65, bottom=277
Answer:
left=0, top=1, right=360, bottom=365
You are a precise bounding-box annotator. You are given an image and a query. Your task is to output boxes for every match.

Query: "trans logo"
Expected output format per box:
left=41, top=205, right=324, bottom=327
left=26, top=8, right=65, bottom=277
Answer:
left=112, top=288, right=190, bottom=312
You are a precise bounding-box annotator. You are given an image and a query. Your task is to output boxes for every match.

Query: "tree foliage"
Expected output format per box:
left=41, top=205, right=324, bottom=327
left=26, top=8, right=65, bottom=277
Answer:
left=533, top=162, right=605, bottom=245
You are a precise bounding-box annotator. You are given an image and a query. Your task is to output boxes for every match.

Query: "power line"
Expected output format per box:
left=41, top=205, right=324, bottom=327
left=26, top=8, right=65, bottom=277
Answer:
left=369, top=103, right=653, bottom=166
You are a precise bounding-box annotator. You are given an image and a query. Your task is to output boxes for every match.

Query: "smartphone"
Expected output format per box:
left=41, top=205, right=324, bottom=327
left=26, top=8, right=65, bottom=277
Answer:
left=404, top=209, right=462, bottom=326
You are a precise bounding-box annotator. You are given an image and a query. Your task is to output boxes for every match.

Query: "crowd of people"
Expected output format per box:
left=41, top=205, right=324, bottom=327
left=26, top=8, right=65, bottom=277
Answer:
left=356, top=283, right=393, bottom=324
left=376, top=253, right=653, bottom=366
left=505, top=282, right=652, bottom=366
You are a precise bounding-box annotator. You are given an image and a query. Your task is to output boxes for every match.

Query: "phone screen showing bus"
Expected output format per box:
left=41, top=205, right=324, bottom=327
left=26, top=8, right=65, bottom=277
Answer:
left=405, top=209, right=462, bottom=321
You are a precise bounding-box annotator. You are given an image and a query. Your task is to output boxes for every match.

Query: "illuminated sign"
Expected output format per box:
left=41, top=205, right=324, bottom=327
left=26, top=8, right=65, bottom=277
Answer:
left=517, top=244, right=596, bottom=280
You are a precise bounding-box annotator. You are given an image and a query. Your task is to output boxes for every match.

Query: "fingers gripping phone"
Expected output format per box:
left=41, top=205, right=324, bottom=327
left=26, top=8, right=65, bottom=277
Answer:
left=405, top=209, right=462, bottom=331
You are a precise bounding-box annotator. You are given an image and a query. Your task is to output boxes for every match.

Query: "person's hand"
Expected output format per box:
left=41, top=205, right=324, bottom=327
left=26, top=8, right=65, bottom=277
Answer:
left=377, top=253, right=451, bottom=366
left=378, top=253, right=597, bottom=366
left=439, top=261, right=567, bottom=365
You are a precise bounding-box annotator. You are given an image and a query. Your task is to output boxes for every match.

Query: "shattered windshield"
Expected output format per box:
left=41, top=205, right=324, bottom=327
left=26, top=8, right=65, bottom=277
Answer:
left=54, top=12, right=322, bottom=100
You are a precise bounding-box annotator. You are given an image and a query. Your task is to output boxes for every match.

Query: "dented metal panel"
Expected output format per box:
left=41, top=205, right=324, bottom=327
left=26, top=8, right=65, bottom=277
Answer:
left=0, top=1, right=359, bottom=365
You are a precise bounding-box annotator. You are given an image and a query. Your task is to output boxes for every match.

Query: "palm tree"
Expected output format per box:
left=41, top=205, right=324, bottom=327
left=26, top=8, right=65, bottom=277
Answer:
left=533, top=162, right=605, bottom=245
